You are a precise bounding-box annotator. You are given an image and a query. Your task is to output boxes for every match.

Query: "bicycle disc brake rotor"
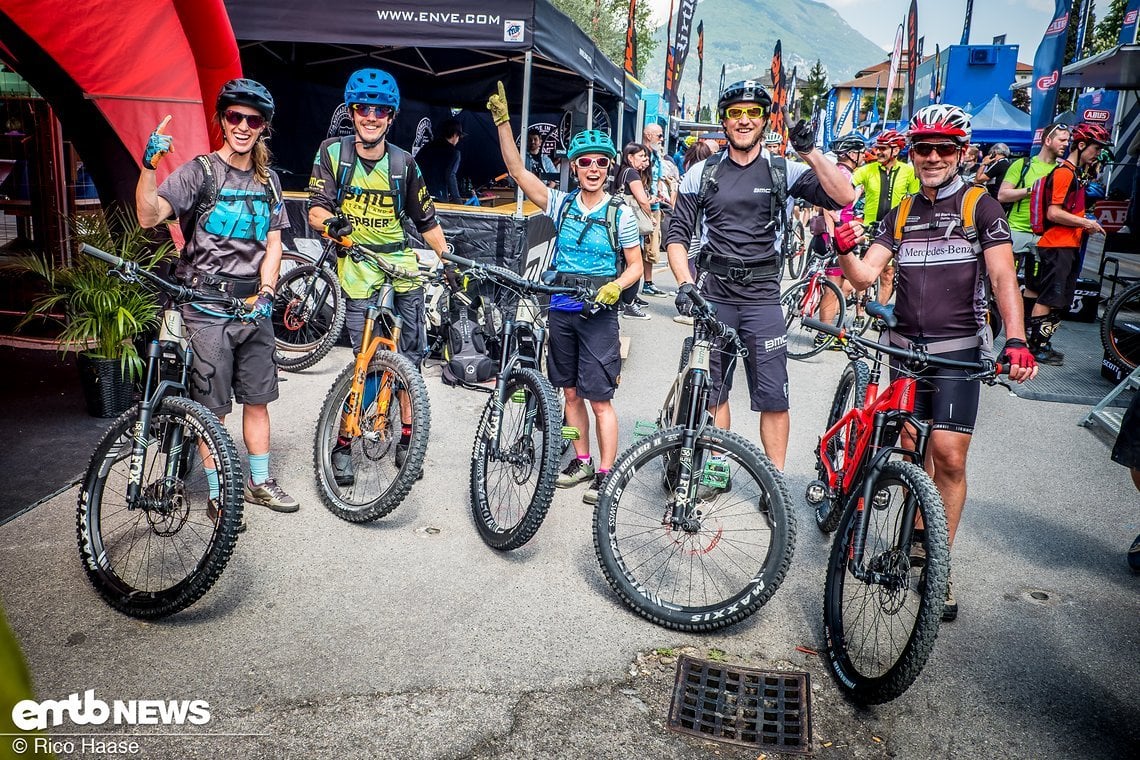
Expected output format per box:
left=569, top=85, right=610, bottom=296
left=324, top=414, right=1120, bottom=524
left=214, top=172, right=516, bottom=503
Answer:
left=282, top=297, right=308, bottom=331
left=866, top=549, right=910, bottom=614
left=142, top=478, right=190, bottom=536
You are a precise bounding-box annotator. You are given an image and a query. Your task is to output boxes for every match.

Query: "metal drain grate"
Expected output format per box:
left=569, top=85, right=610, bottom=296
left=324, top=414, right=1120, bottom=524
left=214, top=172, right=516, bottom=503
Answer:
left=667, top=655, right=811, bottom=753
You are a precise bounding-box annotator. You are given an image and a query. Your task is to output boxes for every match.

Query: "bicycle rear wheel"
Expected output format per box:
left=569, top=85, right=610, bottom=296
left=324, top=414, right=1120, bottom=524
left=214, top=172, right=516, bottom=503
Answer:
left=822, top=460, right=949, bottom=704
left=1100, top=282, right=1140, bottom=371
left=470, top=367, right=561, bottom=550
left=847, top=283, right=879, bottom=337
left=782, top=277, right=846, bottom=359
left=273, top=261, right=346, bottom=371
left=77, top=396, right=243, bottom=618
left=786, top=219, right=808, bottom=279
left=313, top=350, right=431, bottom=521
left=815, top=360, right=869, bottom=533
left=594, top=425, right=795, bottom=632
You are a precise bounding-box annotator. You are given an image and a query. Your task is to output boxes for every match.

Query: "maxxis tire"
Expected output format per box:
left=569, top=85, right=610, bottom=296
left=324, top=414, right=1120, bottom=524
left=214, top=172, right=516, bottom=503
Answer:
left=816, top=360, right=870, bottom=533
left=77, top=397, right=243, bottom=619
left=1100, top=282, right=1140, bottom=371
left=593, top=425, right=795, bottom=632
left=822, top=460, right=949, bottom=704
left=782, top=278, right=846, bottom=359
left=273, top=263, right=346, bottom=372
left=470, top=368, right=561, bottom=550
left=313, top=351, right=431, bottom=522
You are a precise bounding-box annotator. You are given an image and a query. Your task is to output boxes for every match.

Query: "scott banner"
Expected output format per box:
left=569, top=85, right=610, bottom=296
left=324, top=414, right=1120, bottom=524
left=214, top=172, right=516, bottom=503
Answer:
left=1030, top=0, right=1073, bottom=147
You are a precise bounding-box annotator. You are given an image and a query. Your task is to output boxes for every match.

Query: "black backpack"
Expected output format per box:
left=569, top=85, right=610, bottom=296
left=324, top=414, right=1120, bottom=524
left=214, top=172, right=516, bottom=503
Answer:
left=693, top=151, right=788, bottom=270
left=440, top=302, right=497, bottom=387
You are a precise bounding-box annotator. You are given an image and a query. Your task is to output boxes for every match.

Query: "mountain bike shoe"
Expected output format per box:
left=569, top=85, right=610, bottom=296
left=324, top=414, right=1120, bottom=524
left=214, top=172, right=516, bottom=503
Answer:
left=245, top=478, right=300, bottom=513
left=331, top=445, right=355, bottom=487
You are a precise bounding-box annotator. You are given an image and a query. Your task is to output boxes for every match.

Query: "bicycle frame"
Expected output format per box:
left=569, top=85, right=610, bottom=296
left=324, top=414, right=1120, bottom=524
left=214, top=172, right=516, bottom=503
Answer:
left=341, top=284, right=402, bottom=438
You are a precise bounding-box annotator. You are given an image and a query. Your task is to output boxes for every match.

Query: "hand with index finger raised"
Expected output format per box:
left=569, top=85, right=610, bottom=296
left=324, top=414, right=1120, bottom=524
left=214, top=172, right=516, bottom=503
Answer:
left=142, top=115, right=175, bottom=170
left=487, top=81, right=510, bottom=126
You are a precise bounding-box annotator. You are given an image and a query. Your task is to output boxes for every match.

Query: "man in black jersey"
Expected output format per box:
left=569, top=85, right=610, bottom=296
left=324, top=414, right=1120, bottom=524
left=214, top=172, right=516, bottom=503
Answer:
left=834, top=104, right=1037, bottom=621
left=666, top=80, right=854, bottom=471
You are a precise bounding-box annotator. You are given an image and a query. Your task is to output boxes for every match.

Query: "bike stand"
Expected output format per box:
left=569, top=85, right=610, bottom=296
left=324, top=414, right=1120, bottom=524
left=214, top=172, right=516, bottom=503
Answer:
left=1080, top=364, right=1140, bottom=436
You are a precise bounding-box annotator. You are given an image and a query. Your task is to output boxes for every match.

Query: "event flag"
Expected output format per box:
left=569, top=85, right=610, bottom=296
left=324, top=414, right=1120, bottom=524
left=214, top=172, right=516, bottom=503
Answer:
left=663, top=0, right=676, bottom=115
left=1030, top=0, right=1074, bottom=147
left=1120, top=0, right=1140, bottom=45
left=883, top=24, right=904, bottom=129
left=1073, top=0, right=1093, bottom=61
left=931, top=45, right=942, bottom=103
left=824, top=88, right=838, bottom=148
left=787, top=65, right=798, bottom=121
left=672, top=0, right=698, bottom=113
left=905, top=0, right=918, bottom=121
left=718, top=64, right=726, bottom=101
left=961, top=0, right=974, bottom=45
left=836, top=88, right=860, bottom=134
left=623, top=0, right=637, bottom=77
left=869, top=74, right=881, bottom=128
left=770, top=40, right=787, bottom=152
left=695, top=20, right=704, bottom=115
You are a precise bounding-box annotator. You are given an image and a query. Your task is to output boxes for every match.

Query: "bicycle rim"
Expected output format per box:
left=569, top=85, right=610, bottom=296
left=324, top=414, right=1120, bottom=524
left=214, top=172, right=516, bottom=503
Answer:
left=594, top=426, right=794, bottom=632
left=782, top=278, right=844, bottom=359
left=273, top=264, right=346, bottom=371
left=822, top=460, right=949, bottom=704
left=1101, top=284, right=1140, bottom=371
left=470, top=368, right=561, bottom=550
left=77, top=397, right=243, bottom=618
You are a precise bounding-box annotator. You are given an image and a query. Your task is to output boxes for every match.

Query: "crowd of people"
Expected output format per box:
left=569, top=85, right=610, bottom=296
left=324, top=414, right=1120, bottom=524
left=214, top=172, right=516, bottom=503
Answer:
left=136, top=67, right=1130, bottom=617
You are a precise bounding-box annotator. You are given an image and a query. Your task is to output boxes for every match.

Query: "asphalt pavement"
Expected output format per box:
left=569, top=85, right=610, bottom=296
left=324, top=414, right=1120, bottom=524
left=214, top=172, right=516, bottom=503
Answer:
left=1, top=265, right=1137, bottom=760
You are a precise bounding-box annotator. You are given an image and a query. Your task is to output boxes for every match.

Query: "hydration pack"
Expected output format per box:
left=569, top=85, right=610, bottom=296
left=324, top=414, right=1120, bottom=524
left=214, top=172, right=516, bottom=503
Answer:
left=1028, top=162, right=1082, bottom=235
left=440, top=305, right=496, bottom=387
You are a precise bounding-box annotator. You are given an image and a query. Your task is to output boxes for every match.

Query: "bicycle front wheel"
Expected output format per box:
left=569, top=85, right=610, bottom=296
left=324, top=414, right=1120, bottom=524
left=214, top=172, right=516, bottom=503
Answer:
left=815, top=360, right=870, bottom=533
left=314, top=350, right=431, bottom=521
left=273, top=262, right=346, bottom=371
left=782, top=277, right=846, bottom=359
left=77, top=396, right=244, bottom=618
left=470, top=368, right=561, bottom=550
left=786, top=219, right=808, bottom=279
left=823, top=460, right=949, bottom=704
left=594, top=425, right=795, bottom=632
left=1101, top=282, right=1140, bottom=371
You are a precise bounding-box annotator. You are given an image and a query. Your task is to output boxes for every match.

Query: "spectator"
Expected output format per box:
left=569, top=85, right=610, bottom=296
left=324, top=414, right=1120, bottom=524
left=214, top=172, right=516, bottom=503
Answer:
left=416, top=118, right=464, bottom=203
left=976, top=142, right=1011, bottom=199
left=525, top=128, right=557, bottom=187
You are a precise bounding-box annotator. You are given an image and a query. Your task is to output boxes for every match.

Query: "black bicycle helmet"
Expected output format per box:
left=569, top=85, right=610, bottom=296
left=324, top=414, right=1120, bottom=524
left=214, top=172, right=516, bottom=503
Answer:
left=216, top=78, right=275, bottom=122
left=717, top=80, right=773, bottom=119
left=830, top=132, right=868, bottom=155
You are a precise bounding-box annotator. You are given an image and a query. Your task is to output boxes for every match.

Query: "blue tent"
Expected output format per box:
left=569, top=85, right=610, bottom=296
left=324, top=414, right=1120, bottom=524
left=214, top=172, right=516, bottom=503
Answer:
left=970, top=95, right=1033, bottom=153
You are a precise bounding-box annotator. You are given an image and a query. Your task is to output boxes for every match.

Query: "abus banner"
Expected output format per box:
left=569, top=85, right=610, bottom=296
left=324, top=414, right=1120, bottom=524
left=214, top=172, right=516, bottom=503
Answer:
left=1076, top=89, right=1119, bottom=130
left=1030, top=0, right=1074, bottom=147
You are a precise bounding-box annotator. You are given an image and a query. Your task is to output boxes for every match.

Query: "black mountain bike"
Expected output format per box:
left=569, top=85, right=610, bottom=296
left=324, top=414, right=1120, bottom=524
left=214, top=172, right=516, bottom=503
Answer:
left=1101, top=279, right=1140, bottom=372
left=593, top=284, right=795, bottom=631
left=441, top=249, right=597, bottom=550
left=272, top=241, right=347, bottom=371
left=76, top=244, right=247, bottom=618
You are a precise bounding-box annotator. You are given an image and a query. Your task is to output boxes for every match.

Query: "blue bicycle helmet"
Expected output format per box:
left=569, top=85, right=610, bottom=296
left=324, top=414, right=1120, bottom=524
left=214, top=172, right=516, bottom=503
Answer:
left=344, top=68, right=400, bottom=110
left=216, top=79, right=275, bottom=122
left=567, top=130, right=617, bottom=161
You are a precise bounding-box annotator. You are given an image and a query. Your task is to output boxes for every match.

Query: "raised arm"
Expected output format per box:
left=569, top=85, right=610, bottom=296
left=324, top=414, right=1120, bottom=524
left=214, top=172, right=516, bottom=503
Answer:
left=135, top=116, right=176, bottom=228
left=487, top=81, right=549, bottom=210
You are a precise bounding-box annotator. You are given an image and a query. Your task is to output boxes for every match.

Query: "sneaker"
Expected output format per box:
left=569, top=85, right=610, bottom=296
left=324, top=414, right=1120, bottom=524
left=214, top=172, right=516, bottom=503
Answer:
left=1034, top=344, right=1064, bottom=366
left=641, top=283, right=670, bottom=298
left=634, top=296, right=649, bottom=307
left=622, top=302, right=651, bottom=320
left=556, top=457, right=595, bottom=488
left=942, top=577, right=958, bottom=622
left=583, top=472, right=606, bottom=505
left=207, top=498, right=247, bottom=533
left=673, top=314, right=695, bottom=326
left=331, top=445, right=355, bottom=487
left=245, top=478, right=300, bottom=513
left=394, top=439, right=424, bottom=481
left=909, top=529, right=926, bottom=568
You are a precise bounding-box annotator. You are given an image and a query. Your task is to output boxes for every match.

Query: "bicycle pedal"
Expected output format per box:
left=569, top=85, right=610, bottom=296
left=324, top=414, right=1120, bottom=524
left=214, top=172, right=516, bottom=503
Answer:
left=633, top=420, right=658, bottom=439
left=510, top=389, right=527, bottom=403
left=560, top=426, right=581, bottom=441
left=699, top=460, right=731, bottom=488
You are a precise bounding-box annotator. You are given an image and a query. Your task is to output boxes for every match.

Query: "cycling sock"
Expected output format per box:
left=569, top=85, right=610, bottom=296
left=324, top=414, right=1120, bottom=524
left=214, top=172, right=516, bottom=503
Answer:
left=400, top=425, right=412, bottom=445
left=248, top=453, right=270, bottom=485
left=204, top=468, right=220, bottom=500
left=336, top=436, right=351, bottom=450
left=577, top=454, right=591, bottom=462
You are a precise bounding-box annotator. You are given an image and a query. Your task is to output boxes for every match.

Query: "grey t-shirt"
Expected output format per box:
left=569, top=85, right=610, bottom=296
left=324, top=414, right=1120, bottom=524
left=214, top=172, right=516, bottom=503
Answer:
left=158, top=153, right=288, bottom=280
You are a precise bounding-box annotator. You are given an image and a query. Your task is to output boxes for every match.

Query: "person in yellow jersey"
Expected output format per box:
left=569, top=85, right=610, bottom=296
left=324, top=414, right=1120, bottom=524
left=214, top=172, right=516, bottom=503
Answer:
left=850, top=129, right=919, bottom=305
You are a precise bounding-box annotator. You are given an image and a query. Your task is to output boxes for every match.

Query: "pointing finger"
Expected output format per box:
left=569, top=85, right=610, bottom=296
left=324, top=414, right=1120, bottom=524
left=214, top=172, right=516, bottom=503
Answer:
left=155, top=115, right=172, bottom=134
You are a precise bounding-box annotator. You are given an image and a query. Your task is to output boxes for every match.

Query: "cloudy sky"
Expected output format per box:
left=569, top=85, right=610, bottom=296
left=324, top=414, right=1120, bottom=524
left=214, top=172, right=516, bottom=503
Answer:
left=648, top=0, right=1110, bottom=61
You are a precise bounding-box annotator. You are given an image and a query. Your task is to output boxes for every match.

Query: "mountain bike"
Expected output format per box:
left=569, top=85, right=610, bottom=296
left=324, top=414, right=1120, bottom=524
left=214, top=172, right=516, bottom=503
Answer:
left=441, top=248, right=597, bottom=550
left=312, top=244, right=432, bottom=522
left=780, top=249, right=846, bottom=359
left=272, top=241, right=346, bottom=371
left=1100, top=279, right=1140, bottom=372
left=784, top=212, right=809, bottom=279
left=802, top=306, right=1009, bottom=704
left=76, top=244, right=248, bottom=619
left=593, top=284, right=794, bottom=632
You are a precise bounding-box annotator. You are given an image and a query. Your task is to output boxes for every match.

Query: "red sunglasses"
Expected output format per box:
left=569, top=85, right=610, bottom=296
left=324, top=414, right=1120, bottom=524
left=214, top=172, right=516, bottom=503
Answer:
left=574, top=156, right=611, bottom=169
left=351, top=103, right=396, bottom=119
left=223, top=110, right=267, bottom=130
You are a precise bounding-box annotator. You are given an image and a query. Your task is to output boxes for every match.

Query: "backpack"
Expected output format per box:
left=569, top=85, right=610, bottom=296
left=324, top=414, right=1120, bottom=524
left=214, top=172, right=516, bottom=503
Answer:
left=1001, top=158, right=1033, bottom=214
left=440, top=302, right=497, bottom=387
left=1029, top=162, right=1082, bottom=235
left=181, top=154, right=283, bottom=269
left=330, top=135, right=413, bottom=252
left=694, top=151, right=788, bottom=269
left=552, top=188, right=624, bottom=264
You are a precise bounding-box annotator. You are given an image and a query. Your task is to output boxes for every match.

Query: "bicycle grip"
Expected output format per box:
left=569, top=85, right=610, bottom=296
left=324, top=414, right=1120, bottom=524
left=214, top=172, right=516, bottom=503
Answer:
left=802, top=316, right=842, bottom=337
left=80, top=244, right=123, bottom=267
left=441, top=246, right=477, bottom=270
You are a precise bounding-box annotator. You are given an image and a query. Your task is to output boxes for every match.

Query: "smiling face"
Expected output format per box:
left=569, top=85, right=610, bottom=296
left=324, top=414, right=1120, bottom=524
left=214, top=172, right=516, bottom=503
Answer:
left=910, top=138, right=965, bottom=189
left=351, top=103, right=394, bottom=147
left=721, top=101, right=765, bottom=152
left=220, top=105, right=266, bottom=155
left=572, top=153, right=611, bottom=191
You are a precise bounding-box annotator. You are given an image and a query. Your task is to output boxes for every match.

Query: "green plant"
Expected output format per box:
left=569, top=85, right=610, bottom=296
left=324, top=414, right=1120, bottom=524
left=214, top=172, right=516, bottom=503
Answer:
left=6, top=207, right=171, bottom=379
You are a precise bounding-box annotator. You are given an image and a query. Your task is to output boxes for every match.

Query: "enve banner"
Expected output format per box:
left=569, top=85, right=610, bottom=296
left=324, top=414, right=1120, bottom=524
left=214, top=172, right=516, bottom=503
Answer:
left=1030, top=0, right=1073, bottom=148
left=671, top=0, right=698, bottom=113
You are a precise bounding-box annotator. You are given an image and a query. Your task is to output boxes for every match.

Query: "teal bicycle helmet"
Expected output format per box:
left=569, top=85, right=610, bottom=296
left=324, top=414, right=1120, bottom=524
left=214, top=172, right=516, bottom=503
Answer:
left=345, top=68, right=400, bottom=109
left=567, top=130, right=617, bottom=161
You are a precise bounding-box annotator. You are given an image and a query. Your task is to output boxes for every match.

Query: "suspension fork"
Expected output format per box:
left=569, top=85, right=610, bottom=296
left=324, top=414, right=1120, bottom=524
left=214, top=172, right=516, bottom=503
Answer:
left=342, top=307, right=400, bottom=438
left=668, top=369, right=709, bottom=529
left=124, top=342, right=166, bottom=507
left=485, top=319, right=521, bottom=456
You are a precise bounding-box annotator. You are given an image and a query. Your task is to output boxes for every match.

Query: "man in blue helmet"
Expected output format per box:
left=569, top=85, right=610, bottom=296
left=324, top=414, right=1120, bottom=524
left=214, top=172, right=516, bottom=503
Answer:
left=666, top=80, right=855, bottom=473
left=308, top=68, right=450, bottom=486
left=487, top=81, right=644, bottom=505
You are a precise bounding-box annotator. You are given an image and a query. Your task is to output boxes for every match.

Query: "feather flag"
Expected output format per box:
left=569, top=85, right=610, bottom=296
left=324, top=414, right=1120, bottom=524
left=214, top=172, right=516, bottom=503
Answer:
left=1030, top=0, right=1074, bottom=146
left=882, top=24, right=904, bottom=130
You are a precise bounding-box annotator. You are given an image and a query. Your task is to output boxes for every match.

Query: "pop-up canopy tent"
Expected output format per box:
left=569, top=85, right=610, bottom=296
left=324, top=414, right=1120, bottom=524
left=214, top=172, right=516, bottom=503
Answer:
left=969, top=95, right=1032, bottom=153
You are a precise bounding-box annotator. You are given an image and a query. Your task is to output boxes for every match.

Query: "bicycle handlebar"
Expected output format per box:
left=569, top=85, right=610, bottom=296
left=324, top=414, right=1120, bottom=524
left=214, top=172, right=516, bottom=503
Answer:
left=679, top=283, right=746, bottom=357
left=801, top=315, right=1006, bottom=378
left=80, top=244, right=252, bottom=316
left=441, top=247, right=594, bottom=300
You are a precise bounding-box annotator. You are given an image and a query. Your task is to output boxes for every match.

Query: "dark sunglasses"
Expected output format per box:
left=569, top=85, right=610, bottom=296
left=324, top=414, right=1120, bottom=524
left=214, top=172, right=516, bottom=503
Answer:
left=351, top=103, right=396, bottom=119
left=574, top=156, right=611, bottom=169
left=223, top=110, right=267, bottom=130
left=910, top=142, right=961, bottom=158
left=724, top=106, right=766, bottom=120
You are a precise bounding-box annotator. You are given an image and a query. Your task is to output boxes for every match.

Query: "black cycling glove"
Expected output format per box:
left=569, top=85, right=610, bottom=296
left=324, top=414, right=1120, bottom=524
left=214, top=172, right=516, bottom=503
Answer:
left=323, top=215, right=353, bottom=241
left=788, top=119, right=815, bottom=154
left=675, top=284, right=694, bottom=316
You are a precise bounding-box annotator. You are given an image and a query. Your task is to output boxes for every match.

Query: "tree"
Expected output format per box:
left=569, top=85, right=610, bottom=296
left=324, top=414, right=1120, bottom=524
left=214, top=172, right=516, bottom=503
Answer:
left=798, top=60, right=830, bottom=120
left=1011, top=87, right=1030, bottom=112
left=1092, top=0, right=1128, bottom=54
left=553, top=0, right=658, bottom=78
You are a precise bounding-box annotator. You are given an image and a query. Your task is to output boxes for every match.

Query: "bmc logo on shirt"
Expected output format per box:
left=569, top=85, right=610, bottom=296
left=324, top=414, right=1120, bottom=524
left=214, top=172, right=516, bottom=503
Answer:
left=752, top=187, right=771, bottom=195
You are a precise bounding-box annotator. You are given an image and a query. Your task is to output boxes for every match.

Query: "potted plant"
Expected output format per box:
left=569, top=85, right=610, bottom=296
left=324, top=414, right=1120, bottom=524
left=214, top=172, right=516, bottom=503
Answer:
left=5, top=207, right=172, bottom=417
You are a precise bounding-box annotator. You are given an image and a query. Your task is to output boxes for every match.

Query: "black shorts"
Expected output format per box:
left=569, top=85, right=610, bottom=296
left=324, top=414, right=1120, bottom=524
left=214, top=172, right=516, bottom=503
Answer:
left=1111, top=391, right=1140, bottom=470
left=706, top=301, right=789, bottom=413
left=346, top=288, right=427, bottom=367
left=546, top=308, right=621, bottom=401
left=890, top=345, right=981, bottom=435
left=1031, top=246, right=1080, bottom=309
left=181, top=307, right=279, bottom=417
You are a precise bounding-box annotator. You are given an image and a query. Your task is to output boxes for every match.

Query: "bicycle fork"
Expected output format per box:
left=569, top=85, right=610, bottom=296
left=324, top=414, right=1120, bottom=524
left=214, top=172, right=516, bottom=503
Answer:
left=668, top=369, right=710, bottom=530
